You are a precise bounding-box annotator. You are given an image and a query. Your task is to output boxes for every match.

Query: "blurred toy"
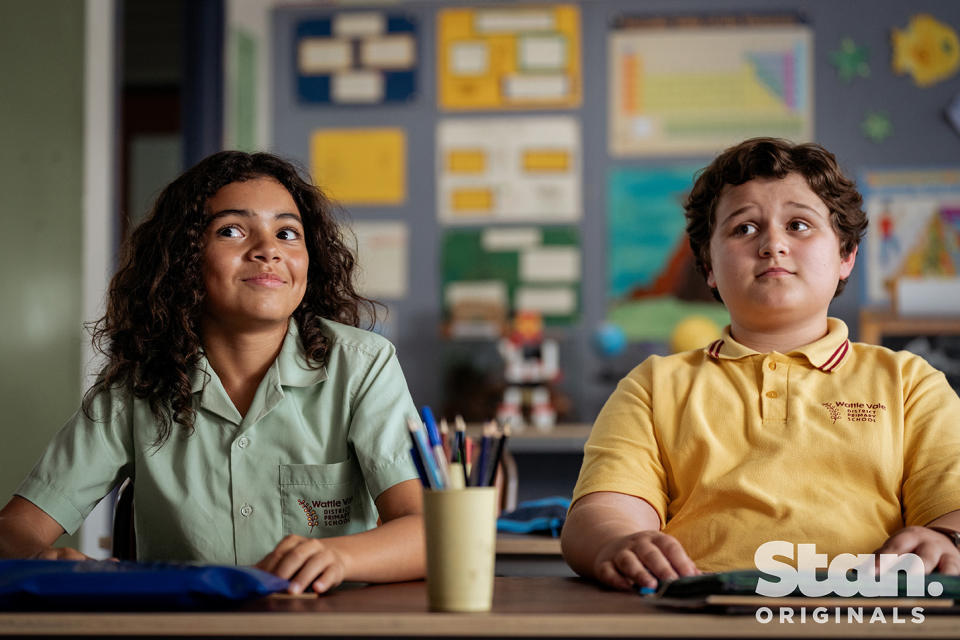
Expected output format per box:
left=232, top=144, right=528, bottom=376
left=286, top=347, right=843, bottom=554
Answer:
left=670, top=315, right=722, bottom=354
left=497, top=310, right=559, bottom=430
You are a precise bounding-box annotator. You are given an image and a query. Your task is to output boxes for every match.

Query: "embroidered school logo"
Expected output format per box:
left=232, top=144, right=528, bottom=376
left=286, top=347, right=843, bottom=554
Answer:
left=297, top=499, right=320, bottom=531
left=822, top=401, right=887, bottom=424
left=297, top=496, right=354, bottom=529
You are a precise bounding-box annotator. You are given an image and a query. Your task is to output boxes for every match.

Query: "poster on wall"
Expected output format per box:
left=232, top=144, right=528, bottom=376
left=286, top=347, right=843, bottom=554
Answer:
left=608, top=13, right=813, bottom=157
left=607, top=167, right=729, bottom=343
left=296, top=12, right=417, bottom=105
left=350, top=221, right=409, bottom=300
left=861, top=168, right=960, bottom=313
left=437, top=116, right=581, bottom=224
left=310, top=127, right=406, bottom=205
left=442, top=226, right=581, bottom=335
left=437, top=4, right=581, bottom=110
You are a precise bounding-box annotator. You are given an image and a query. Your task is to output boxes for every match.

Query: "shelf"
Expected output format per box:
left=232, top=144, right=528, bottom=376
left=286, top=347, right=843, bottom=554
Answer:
left=466, top=423, right=591, bottom=453
left=859, top=308, right=960, bottom=345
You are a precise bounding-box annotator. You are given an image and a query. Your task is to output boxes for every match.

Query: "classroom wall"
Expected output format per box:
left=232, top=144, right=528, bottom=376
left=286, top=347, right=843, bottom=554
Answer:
left=268, top=0, right=960, bottom=422
left=0, top=3, right=86, bottom=528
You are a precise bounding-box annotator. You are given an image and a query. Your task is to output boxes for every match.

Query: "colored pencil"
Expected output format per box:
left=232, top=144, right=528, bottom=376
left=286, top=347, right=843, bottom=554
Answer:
left=407, top=418, right=443, bottom=489
left=454, top=415, right=468, bottom=486
left=471, top=421, right=495, bottom=487
left=485, top=423, right=510, bottom=488
left=421, top=406, right=450, bottom=487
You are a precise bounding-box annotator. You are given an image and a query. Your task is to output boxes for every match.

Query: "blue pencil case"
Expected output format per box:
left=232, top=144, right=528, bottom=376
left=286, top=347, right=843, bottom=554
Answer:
left=497, top=496, right=571, bottom=538
left=0, top=559, right=289, bottom=610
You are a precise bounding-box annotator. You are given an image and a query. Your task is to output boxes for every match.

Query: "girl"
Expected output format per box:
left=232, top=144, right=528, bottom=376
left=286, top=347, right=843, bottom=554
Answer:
left=0, top=151, right=424, bottom=595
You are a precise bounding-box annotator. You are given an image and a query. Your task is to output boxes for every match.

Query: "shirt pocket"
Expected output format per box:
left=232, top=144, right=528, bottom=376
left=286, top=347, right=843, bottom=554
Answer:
left=280, top=461, right=358, bottom=538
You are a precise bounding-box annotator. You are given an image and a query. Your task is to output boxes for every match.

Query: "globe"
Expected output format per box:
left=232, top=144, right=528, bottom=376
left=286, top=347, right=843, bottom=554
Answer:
left=593, top=323, right=627, bottom=358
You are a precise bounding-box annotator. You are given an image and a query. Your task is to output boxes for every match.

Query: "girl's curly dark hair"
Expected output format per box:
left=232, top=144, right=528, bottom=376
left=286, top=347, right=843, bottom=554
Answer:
left=84, top=150, right=377, bottom=448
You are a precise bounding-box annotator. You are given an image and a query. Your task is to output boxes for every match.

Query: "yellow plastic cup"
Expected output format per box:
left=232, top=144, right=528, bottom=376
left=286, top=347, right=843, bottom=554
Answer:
left=422, top=487, right=497, bottom=612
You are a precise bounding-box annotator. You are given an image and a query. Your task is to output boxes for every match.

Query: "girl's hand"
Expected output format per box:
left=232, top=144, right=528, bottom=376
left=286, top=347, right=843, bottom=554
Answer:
left=33, top=546, right=91, bottom=561
left=255, top=535, right=348, bottom=594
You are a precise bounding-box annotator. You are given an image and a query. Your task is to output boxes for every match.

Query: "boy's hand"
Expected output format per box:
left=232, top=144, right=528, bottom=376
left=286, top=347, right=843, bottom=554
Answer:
left=875, top=526, right=960, bottom=575
left=255, top=534, right=349, bottom=594
left=593, top=530, right=700, bottom=591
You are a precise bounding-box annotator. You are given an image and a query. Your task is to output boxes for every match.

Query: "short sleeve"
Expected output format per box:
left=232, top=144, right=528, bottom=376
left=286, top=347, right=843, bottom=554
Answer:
left=347, top=342, right=419, bottom=500
left=900, top=356, right=960, bottom=526
left=15, top=386, right=135, bottom=535
left=571, top=358, right=669, bottom=524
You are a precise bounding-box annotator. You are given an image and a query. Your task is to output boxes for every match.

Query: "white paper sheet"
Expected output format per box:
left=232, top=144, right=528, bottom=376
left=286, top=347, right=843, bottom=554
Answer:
left=437, top=116, right=581, bottom=224
left=351, top=221, right=408, bottom=299
left=520, top=247, right=581, bottom=282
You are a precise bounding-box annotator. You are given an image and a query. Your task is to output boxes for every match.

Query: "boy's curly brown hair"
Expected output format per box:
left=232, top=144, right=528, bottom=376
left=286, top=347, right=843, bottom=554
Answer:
left=84, top=151, right=377, bottom=447
left=684, top=137, right=867, bottom=301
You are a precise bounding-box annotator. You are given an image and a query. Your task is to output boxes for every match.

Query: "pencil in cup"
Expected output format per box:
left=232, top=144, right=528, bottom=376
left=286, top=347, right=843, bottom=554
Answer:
left=407, top=418, right=444, bottom=489
left=420, top=407, right=451, bottom=488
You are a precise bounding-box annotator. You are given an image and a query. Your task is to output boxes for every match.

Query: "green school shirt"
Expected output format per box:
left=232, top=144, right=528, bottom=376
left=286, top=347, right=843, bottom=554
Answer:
left=16, top=319, right=419, bottom=566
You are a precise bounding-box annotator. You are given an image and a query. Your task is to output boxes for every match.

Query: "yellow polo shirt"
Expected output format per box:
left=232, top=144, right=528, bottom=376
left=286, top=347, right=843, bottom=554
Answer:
left=16, top=319, right=419, bottom=565
left=572, top=319, right=960, bottom=572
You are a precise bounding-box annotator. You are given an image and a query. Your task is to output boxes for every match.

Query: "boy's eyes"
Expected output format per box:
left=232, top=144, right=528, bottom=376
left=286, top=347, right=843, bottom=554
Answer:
left=276, top=227, right=301, bottom=240
left=216, top=225, right=242, bottom=238
left=731, top=220, right=811, bottom=236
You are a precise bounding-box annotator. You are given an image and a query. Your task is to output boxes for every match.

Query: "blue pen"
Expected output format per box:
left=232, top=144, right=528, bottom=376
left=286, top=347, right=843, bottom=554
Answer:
left=407, top=418, right=444, bottom=489
left=421, top=406, right=441, bottom=447
left=420, top=407, right=450, bottom=487
left=408, top=446, right=428, bottom=487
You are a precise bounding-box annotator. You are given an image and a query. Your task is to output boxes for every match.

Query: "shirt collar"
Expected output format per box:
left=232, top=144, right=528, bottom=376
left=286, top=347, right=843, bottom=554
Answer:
left=705, top=318, right=851, bottom=372
left=190, top=319, right=328, bottom=393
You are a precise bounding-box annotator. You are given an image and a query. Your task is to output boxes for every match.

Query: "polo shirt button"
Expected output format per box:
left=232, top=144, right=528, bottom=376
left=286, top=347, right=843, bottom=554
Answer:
left=768, top=362, right=776, bottom=371
left=237, top=436, right=250, bottom=449
left=240, top=504, right=253, bottom=517
left=766, top=391, right=779, bottom=399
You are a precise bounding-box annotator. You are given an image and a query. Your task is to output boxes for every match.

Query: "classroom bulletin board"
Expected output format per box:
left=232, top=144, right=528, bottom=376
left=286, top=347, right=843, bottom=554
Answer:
left=262, top=1, right=960, bottom=416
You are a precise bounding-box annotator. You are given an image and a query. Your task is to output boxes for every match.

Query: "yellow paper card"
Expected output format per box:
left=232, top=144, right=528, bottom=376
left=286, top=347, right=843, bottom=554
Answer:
left=522, top=149, right=569, bottom=172
left=447, top=149, right=487, bottom=173
left=310, top=128, right=406, bottom=205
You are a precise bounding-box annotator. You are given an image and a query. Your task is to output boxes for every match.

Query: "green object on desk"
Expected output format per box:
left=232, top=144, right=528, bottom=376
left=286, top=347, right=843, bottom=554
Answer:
left=657, top=570, right=960, bottom=600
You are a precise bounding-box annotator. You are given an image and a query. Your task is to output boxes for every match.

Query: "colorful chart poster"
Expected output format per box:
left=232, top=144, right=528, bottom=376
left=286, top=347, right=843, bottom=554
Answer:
left=351, top=221, right=409, bottom=299
left=437, top=116, right=580, bottom=224
left=310, top=128, right=406, bottom=205
left=607, top=168, right=728, bottom=341
left=861, top=168, right=960, bottom=307
left=608, top=14, right=813, bottom=156
left=437, top=5, right=581, bottom=110
left=296, top=12, right=417, bottom=105
left=442, top=226, right=580, bottom=335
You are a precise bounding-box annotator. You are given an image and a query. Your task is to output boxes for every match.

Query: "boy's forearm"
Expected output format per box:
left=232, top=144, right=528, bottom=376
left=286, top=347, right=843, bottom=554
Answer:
left=561, top=494, right=660, bottom=579
left=927, top=509, right=960, bottom=532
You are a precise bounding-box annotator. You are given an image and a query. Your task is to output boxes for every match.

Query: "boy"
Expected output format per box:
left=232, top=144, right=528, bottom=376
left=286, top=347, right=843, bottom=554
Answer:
left=562, top=138, right=960, bottom=591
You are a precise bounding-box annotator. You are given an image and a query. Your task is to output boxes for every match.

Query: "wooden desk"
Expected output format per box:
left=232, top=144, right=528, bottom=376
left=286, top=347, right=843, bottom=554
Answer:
left=2, top=577, right=958, bottom=637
